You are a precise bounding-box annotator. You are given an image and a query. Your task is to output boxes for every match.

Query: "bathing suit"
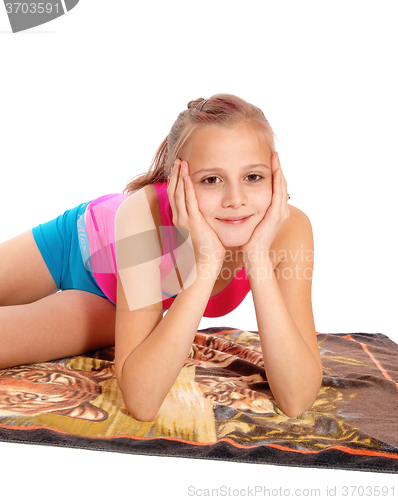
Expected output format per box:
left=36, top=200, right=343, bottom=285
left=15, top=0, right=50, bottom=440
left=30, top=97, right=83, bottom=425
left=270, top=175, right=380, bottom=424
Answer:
left=31, top=201, right=109, bottom=300
left=31, top=183, right=251, bottom=317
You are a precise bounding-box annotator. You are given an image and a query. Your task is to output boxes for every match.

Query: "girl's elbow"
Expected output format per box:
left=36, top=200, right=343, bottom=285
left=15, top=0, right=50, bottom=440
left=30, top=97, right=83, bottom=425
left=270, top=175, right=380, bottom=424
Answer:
left=116, top=378, right=160, bottom=422
left=126, top=402, right=159, bottom=422
left=278, top=383, right=322, bottom=418
left=279, top=402, right=311, bottom=418
left=122, top=391, right=160, bottom=422
left=115, top=370, right=160, bottom=422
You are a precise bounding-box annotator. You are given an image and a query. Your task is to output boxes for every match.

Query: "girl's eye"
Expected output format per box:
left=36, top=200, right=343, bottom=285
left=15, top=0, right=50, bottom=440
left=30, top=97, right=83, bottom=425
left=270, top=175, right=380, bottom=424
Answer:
left=246, top=174, right=262, bottom=182
left=203, top=176, right=220, bottom=185
left=202, top=174, right=263, bottom=184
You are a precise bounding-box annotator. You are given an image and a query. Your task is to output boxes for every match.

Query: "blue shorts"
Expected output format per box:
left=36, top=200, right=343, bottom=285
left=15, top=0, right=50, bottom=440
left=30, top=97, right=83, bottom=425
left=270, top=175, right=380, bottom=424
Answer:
left=31, top=202, right=109, bottom=301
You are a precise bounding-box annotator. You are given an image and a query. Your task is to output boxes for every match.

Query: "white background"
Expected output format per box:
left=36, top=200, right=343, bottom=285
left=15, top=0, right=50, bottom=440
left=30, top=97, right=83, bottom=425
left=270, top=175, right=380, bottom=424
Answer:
left=0, top=1, right=397, bottom=497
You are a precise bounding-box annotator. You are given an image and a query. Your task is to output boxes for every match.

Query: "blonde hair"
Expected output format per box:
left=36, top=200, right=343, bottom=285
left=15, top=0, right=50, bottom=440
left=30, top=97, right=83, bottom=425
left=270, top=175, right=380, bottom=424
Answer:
left=124, top=93, right=276, bottom=194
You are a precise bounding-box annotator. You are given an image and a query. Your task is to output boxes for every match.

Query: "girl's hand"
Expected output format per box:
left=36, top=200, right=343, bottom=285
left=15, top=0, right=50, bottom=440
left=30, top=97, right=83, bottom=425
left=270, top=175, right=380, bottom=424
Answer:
left=167, top=159, right=225, bottom=279
left=241, top=152, right=290, bottom=264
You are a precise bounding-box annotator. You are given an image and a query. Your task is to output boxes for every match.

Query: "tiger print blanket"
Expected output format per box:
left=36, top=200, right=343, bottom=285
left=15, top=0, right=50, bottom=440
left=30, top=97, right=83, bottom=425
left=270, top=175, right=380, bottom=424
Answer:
left=0, top=327, right=397, bottom=473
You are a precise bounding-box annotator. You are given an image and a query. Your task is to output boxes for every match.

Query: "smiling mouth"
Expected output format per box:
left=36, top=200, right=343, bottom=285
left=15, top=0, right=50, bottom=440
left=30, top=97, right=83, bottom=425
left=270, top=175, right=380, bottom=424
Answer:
left=217, top=215, right=252, bottom=224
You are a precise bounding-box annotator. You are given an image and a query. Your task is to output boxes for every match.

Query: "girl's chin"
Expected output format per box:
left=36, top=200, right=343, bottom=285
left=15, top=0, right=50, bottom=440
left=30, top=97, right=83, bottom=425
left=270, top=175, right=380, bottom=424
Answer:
left=209, top=218, right=258, bottom=248
left=216, top=232, right=252, bottom=249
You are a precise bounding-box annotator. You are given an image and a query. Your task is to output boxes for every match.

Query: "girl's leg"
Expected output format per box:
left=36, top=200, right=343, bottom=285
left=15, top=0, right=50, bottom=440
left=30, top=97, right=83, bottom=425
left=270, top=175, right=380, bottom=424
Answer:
left=0, top=230, right=116, bottom=369
left=0, top=289, right=116, bottom=369
left=0, top=230, right=58, bottom=306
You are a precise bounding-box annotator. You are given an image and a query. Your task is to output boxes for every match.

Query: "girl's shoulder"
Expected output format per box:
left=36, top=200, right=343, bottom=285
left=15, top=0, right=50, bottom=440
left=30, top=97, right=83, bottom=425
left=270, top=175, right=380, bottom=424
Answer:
left=115, top=184, right=162, bottom=236
left=271, top=204, right=314, bottom=265
left=285, top=204, right=312, bottom=229
left=143, top=184, right=163, bottom=228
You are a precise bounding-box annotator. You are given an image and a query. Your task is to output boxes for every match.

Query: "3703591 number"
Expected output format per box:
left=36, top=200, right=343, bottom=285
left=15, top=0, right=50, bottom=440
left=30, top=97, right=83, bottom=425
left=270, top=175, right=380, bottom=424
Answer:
left=5, top=3, right=60, bottom=14
left=342, top=485, right=395, bottom=496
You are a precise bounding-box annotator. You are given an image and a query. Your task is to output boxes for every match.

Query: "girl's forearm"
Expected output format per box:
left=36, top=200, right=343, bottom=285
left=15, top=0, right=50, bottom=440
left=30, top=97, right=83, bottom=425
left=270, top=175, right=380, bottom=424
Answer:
left=119, top=272, right=215, bottom=421
left=247, top=259, right=322, bottom=417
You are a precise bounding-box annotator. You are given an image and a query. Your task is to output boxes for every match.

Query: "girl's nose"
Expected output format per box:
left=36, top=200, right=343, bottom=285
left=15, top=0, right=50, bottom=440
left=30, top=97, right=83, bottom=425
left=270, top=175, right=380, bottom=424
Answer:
left=221, top=183, right=247, bottom=208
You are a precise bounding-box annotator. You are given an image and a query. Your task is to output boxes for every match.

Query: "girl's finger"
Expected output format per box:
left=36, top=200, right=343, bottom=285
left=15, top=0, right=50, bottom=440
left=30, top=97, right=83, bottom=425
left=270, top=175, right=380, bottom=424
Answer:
left=279, top=163, right=289, bottom=205
left=271, top=151, right=279, bottom=173
left=272, top=167, right=283, bottom=207
left=274, top=153, right=289, bottom=206
left=183, top=171, right=200, bottom=217
left=174, top=160, right=189, bottom=220
left=271, top=153, right=283, bottom=205
left=167, top=159, right=180, bottom=194
left=283, top=175, right=289, bottom=204
left=167, top=159, right=181, bottom=221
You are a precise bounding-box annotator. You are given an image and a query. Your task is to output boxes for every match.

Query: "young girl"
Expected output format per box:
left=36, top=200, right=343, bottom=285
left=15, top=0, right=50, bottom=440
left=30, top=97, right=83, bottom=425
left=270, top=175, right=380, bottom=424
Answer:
left=0, top=94, right=322, bottom=421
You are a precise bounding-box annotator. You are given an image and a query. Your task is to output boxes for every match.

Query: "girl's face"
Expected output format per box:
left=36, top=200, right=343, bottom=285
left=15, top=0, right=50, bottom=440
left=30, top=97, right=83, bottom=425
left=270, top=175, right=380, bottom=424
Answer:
left=180, top=122, right=273, bottom=249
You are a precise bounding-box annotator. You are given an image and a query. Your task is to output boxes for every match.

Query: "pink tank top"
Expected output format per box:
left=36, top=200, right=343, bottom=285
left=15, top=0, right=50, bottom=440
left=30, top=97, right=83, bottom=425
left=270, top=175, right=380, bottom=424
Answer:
left=84, top=183, right=250, bottom=317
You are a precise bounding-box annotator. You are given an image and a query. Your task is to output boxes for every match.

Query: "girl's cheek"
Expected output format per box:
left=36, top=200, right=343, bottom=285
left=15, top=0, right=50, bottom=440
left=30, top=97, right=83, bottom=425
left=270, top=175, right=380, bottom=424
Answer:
left=195, top=191, right=212, bottom=214
left=257, top=191, right=272, bottom=212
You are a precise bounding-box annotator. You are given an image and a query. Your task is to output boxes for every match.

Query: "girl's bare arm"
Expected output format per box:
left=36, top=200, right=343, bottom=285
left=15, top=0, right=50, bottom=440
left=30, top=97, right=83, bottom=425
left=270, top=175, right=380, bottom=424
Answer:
left=114, top=162, right=224, bottom=421
left=247, top=207, right=322, bottom=418
left=242, top=154, right=322, bottom=417
left=115, top=269, right=215, bottom=422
